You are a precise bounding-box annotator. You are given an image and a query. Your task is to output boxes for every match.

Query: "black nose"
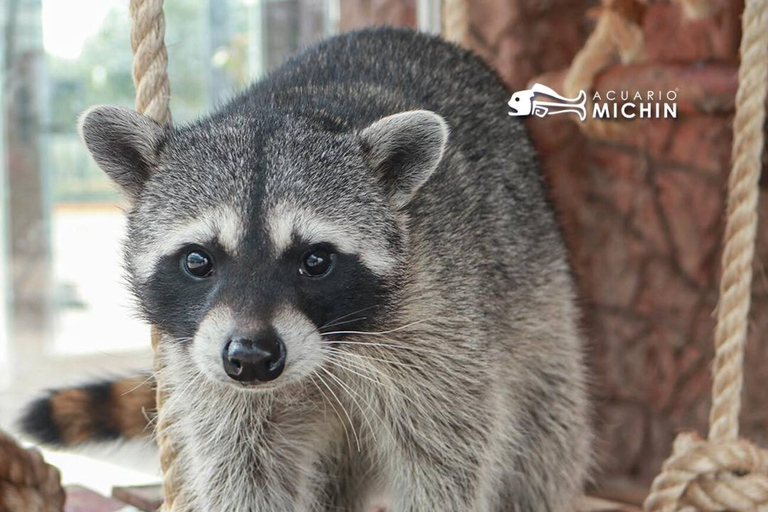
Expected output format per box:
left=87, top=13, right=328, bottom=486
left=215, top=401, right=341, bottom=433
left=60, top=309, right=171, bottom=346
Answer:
left=223, top=333, right=286, bottom=383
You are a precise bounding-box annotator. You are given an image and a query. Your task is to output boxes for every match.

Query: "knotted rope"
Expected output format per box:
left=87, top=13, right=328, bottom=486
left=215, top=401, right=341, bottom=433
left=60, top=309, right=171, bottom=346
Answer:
left=129, top=1, right=184, bottom=511
left=562, top=1, right=646, bottom=139
left=644, top=0, right=768, bottom=510
left=562, top=0, right=720, bottom=139
left=0, top=431, right=65, bottom=512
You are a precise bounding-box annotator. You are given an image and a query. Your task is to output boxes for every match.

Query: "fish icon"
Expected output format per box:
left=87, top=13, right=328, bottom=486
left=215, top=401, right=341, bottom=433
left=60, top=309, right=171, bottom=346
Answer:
left=508, top=83, right=587, bottom=122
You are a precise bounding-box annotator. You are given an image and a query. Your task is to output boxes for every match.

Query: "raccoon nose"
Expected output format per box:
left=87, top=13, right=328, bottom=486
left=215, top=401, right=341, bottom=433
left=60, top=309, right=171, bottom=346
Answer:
left=223, top=334, right=286, bottom=383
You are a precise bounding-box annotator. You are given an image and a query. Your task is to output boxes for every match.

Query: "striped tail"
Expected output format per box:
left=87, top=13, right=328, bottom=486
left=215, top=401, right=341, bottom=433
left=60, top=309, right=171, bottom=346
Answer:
left=19, top=375, right=156, bottom=447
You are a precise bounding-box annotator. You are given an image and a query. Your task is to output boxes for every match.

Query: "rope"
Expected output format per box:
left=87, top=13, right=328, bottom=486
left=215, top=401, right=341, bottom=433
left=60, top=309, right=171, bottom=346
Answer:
left=708, top=0, right=768, bottom=444
left=129, top=1, right=183, bottom=511
left=442, top=0, right=468, bottom=45
left=644, top=0, right=768, bottom=509
left=563, top=2, right=645, bottom=139
left=0, top=430, right=65, bottom=512
left=151, top=331, right=189, bottom=512
left=562, top=0, right=720, bottom=139
left=130, top=0, right=171, bottom=125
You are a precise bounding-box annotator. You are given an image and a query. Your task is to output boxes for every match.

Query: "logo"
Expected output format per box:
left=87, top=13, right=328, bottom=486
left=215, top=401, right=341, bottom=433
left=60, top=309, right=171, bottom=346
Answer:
left=508, top=83, right=588, bottom=121
left=508, top=83, right=677, bottom=121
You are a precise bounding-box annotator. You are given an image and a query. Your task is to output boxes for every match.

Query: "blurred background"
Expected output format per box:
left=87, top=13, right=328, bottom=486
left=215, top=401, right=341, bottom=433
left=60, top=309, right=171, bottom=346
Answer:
left=0, top=0, right=763, bottom=504
left=0, top=0, right=347, bottom=494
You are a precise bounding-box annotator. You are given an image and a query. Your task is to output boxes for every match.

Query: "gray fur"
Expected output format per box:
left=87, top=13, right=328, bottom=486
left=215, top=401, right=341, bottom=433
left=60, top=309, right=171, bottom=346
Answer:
left=360, top=110, right=449, bottom=208
left=78, top=105, right=166, bottom=201
left=81, top=27, right=591, bottom=512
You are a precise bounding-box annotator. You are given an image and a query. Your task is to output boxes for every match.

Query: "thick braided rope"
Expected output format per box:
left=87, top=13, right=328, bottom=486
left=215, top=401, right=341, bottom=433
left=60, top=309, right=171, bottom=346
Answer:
left=644, top=0, right=768, bottom=510
left=562, top=0, right=717, bottom=138
left=0, top=430, right=65, bottom=512
left=130, top=0, right=171, bottom=125
left=562, top=5, right=645, bottom=139
left=150, top=330, right=189, bottom=512
left=708, top=0, right=768, bottom=444
left=129, top=2, right=184, bottom=511
left=644, top=433, right=768, bottom=511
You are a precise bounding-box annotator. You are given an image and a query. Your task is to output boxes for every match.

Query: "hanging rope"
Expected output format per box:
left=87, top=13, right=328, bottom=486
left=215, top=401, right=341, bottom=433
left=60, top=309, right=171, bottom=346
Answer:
left=562, top=1, right=646, bottom=139
left=708, top=0, right=767, bottom=444
left=130, top=0, right=171, bottom=125
left=129, top=1, right=185, bottom=511
left=644, top=0, right=768, bottom=509
left=150, top=330, right=189, bottom=512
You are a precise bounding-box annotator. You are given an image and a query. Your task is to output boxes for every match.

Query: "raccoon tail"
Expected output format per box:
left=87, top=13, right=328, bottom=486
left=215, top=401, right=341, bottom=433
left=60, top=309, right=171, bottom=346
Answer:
left=19, top=374, right=156, bottom=447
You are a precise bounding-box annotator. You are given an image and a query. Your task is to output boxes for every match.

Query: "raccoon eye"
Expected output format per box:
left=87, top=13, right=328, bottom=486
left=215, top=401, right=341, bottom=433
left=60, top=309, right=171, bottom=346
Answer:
left=300, top=247, right=335, bottom=278
left=183, top=249, right=214, bottom=278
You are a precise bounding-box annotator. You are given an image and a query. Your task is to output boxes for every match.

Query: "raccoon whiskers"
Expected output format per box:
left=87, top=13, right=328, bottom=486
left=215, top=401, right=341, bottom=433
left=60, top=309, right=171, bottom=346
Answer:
left=325, top=351, right=387, bottom=386
left=319, top=366, right=383, bottom=445
left=319, top=317, right=369, bottom=330
left=319, top=318, right=429, bottom=337
left=120, top=373, right=155, bottom=396
left=325, top=351, right=421, bottom=409
left=319, top=305, right=380, bottom=331
left=309, top=373, right=359, bottom=460
left=169, top=368, right=207, bottom=403
left=308, top=376, right=330, bottom=422
left=312, top=371, right=361, bottom=452
left=326, top=348, right=412, bottom=379
left=324, top=345, right=426, bottom=372
left=326, top=353, right=418, bottom=413
left=321, top=339, right=441, bottom=360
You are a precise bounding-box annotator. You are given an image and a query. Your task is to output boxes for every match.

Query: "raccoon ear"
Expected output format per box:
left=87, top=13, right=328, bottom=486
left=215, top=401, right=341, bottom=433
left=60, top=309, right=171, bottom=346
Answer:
left=360, top=110, right=449, bottom=208
left=78, top=106, right=166, bottom=202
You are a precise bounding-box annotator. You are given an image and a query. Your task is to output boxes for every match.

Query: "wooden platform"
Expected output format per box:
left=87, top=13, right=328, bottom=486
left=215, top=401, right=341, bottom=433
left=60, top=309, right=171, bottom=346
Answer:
left=64, top=486, right=130, bottom=512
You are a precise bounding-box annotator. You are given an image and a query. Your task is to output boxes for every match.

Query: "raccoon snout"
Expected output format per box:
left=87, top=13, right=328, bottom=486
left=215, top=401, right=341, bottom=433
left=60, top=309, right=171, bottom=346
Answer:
left=222, top=332, right=286, bottom=383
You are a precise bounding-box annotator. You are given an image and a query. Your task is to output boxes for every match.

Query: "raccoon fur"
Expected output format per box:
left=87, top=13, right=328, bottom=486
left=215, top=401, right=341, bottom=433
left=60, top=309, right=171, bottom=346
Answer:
left=20, top=27, right=591, bottom=512
left=21, top=375, right=155, bottom=446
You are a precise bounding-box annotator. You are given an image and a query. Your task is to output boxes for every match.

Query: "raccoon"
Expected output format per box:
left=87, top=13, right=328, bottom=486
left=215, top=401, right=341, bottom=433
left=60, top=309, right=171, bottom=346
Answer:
left=21, top=27, right=591, bottom=512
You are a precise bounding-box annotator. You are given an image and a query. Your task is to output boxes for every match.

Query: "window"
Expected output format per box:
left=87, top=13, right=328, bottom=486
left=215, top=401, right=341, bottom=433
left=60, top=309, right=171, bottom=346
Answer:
left=0, top=0, right=338, bottom=491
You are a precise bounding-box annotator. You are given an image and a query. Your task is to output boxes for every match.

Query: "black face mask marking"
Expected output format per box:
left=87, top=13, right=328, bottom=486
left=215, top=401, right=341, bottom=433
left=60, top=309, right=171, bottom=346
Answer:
left=140, top=236, right=396, bottom=345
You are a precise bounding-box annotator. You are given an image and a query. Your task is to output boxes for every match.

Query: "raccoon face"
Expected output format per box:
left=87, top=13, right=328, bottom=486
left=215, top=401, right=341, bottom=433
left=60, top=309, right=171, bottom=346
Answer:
left=79, top=105, right=448, bottom=390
